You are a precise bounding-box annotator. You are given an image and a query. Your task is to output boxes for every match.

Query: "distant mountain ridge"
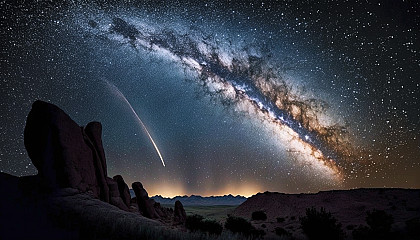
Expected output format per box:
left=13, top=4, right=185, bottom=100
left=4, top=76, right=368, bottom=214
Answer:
left=153, top=194, right=247, bottom=206
left=129, top=190, right=246, bottom=206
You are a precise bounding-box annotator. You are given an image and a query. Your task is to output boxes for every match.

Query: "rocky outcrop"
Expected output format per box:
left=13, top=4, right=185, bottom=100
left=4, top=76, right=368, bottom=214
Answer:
left=22, top=101, right=175, bottom=219
left=84, top=122, right=109, bottom=202
left=24, top=100, right=118, bottom=206
left=113, top=175, right=131, bottom=208
left=132, top=182, right=159, bottom=219
left=25, top=101, right=98, bottom=195
left=173, top=200, right=186, bottom=225
left=107, top=177, right=129, bottom=211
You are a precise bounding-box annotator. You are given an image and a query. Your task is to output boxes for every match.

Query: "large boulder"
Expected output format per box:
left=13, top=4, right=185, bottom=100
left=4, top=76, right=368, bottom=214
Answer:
left=23, top=100, right=109, bottom=202
left=113, top=175, right=131, bottom=208
left=132, top=182, right=159, bottom=219
left=85, top=122, right=109, bottom=202
left=173, top=200, right=186, bottom=225
left=106, top=177, right=128, bottom=211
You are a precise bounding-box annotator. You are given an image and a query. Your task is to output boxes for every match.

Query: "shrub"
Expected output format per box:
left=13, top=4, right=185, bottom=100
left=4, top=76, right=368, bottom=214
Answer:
left=252, top=211, right=267, bottom=221
left=346, top=224, right=355, bottom=230
left=185, top=214, right=223, bottom=235
left=366, top=209, right=394, bottom=233
left=201, top=219, right=223, bottom=235
left=250, top=228, right=265, bottom=238
left=277, top=217, right=285, bottom=223
left=225, top=216, right=254, bottom=235
left=406, top=217, right=420, bottom=238
left=275, top=227, right=290, bottom=237
left=353, top=209, right=395, bottom=240
left=300, top=207, right=344, bottom=240
left=352, top=225, right=370, bottom=240
left=225, top=215, right=266, bottom=238
left=185, top=214, right=204, bottom=232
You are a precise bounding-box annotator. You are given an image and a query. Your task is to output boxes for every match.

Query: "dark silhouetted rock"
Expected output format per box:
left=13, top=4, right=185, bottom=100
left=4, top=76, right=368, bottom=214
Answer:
left=106, top=177, right=128, bottom=211
left=84, top=122, right=109, bottom=203
left=132, top=182, right=159, bottom=219
left=23, top=100, right=110, bottom=202
left=24, top=101, right=98, bottom=194
left=173, top=200, right=186, bottom=225
left=154, top=201, right=170, bottom=219
left=113, top=175, right=131, bottom=208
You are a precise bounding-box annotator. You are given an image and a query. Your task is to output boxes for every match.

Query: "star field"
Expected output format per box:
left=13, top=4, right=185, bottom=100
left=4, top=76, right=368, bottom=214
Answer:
left=1, top=0, right=419, bottom=196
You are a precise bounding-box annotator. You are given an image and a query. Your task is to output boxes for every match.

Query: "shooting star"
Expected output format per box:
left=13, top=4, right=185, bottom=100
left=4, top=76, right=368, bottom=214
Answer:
left=104, top=79, right=166, bottom=167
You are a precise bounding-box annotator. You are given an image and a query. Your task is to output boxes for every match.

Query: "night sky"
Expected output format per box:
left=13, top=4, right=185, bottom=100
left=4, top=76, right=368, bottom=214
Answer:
left=2, top=0, right=419, bottom=197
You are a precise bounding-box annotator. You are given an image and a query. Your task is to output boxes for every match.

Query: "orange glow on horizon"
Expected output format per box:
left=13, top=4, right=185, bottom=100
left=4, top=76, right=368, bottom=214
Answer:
left=146, top=182, right=263, bottom=198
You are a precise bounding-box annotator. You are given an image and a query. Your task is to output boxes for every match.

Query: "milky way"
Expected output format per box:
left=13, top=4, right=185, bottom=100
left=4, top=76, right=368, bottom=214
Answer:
left=78, top=14, right=353, bottom=181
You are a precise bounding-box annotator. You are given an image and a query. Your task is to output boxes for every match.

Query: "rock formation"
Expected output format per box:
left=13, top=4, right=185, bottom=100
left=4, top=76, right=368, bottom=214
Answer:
left=173, top=200, right=186, bottom=225
left=25, top=100, right=100, bottom=195
left=132, top=182, right=159, bottom=219
left=23, top=100, right=125, bottom=209
left=84, top=122, right=109, bottom=202
left=22, top=100, right=181, bottom=221
left=107, top=177, right=129, bottom=211
left=113, top=175, right=131, bottom=208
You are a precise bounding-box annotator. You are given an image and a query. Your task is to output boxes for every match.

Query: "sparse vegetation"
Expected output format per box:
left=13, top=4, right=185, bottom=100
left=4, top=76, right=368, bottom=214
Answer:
left=352, top=225, right=371, bottom=240
left=300, top=207, right=344, bottom=240
left=201, top=219, right=223, bottom=235
left=180, top=205, right=238, bottom=222
left=186, top=214, right=205, bottom=232
left=346, top=224, right=355, bottom=230
left=252, top=211, right=267, bottom=221
left=366, top=209, right=394, bottom=233
left=225, top=216, right=254, bottom=235
left=185, top=214, right=223, bottom=235
left=225, top=215, right=265, bottom=238
left=406, top=217, right=420, bottom=239
left=275, top=227, right=291, bottom=237
left=353, top=209, right=395, bottom=240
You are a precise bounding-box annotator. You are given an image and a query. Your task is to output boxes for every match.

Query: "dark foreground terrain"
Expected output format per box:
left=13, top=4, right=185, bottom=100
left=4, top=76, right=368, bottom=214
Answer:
left=231, top=189, right=420, bottom=239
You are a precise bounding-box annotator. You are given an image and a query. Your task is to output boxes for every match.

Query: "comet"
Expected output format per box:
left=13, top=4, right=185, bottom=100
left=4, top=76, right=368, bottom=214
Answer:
left=104, top=80, right=166, bottom=167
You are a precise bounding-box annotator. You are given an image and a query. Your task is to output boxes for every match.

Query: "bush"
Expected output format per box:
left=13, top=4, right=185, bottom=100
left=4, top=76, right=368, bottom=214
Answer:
left=366, top=209, right=394, bottom=233
left=252, top=211, right=267, bottom=221
left=346, top=224, right=355, bottom=230
left=201, top=219, right=223, bottom=235
left=250, top=228, right=265, bottom=238
left=185, top=214, right=222, bottom=235
left=406, top=217, right=420, bottom=238
left=185, top=214, right=204, bottom=232
left=275, top=227, right=290, bottom=237
left=300, top=207, right=344, bottom=240
left=353, top=209, right=395, bottom=240
left=225, top=216, right=254, bottom=235
left=352, top=225, right=370, bottom=240
left=277, top=217, right=285, bottom=223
